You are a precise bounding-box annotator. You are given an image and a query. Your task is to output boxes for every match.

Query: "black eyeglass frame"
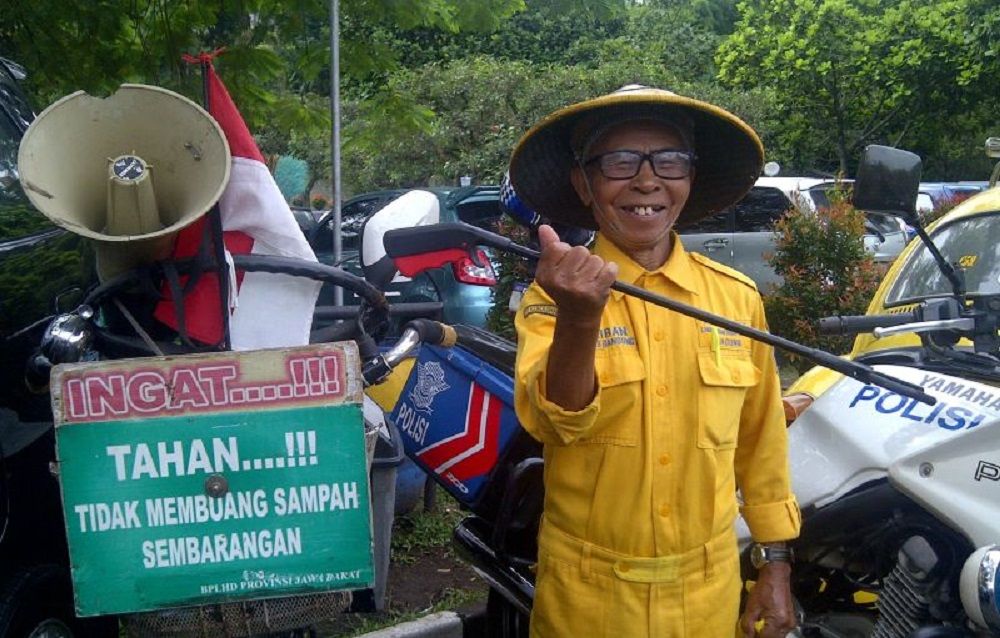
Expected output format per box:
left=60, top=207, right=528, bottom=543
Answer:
left=582, top=149, right=697, bottom=180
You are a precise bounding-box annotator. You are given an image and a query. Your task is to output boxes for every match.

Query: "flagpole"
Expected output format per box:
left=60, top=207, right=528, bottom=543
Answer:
left=201, top=58, right=234, bottom=350
left=329, top=0, right=344, bottom=307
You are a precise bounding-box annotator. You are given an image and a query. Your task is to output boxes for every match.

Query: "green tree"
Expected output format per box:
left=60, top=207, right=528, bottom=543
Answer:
left=338, top=52, right=777, bottom=193
left=0, top=0, right=528, bottom=136
left=717, top=0, right=999, bottom=177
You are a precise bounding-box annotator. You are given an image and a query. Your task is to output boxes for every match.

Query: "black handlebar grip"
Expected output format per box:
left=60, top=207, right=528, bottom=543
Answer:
left=404, top=319, right=457, bottom=347
left=818, top=312, right=918, bottom=335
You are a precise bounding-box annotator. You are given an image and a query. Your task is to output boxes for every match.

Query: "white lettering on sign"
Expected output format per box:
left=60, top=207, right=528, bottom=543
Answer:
left=145, top=490, right=269, bottom=527
left=106, top=437, right=241, bottom=481
left=198, top=570, right=364, bottom=594
left=272, top=482, right=360, bottom=515
left=396, top=402, right=429, bottom=446
left=141, top=526, right=303, bottom=568
left=103, top=431, right=324, bottom=482
left=73, top=501, right=142, bottom=532
left=61, top=353, right=345, bottom=423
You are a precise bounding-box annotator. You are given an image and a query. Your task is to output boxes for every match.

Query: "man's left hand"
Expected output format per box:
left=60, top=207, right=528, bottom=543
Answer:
left=739, top=562, right=796, bottom=637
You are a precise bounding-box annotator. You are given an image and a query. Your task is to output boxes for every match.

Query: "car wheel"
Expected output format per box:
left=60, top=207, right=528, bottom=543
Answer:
left=0, top=565, right=117, bottom=638
left=485, top=588, right=529, bottom=638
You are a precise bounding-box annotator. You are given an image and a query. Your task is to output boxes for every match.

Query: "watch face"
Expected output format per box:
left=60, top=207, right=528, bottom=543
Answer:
left=112, top=155, right=146, bottom=181
left=751, top=544, right=767, bottom=569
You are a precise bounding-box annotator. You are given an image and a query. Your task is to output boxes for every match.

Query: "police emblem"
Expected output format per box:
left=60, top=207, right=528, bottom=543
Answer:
left=409, top=361, right=450, bottom=412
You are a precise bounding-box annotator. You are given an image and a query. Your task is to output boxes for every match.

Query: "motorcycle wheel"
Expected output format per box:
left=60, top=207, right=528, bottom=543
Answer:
left=0, top=565, right=118, bottom=638
left=485, top=588, right=529, bottom=638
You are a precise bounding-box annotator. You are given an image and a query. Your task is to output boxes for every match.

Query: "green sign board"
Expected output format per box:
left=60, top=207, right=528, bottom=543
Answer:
left=51, top=343, right=373, bottom=616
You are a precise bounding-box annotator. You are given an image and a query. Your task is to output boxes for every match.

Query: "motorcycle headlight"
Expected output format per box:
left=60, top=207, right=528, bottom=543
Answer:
left=960, top=545, right=1000, bottom=632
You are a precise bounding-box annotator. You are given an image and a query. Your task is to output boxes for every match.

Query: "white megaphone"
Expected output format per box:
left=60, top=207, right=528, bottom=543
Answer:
left=17, top=84, right=231, bottom=279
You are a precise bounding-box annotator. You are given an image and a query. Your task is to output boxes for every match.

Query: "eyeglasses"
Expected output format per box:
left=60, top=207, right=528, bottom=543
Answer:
left=584, top=149, right=696, bottom=180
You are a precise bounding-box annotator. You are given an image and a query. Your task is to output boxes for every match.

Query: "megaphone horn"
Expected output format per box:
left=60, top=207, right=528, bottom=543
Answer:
left=18, top=84, right=231, bottom=279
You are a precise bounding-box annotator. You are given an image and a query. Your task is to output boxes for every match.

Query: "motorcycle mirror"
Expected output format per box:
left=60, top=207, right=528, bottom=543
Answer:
left=853, top=145, right=922, bottom=225
left=361, top=190, right=441, bottom=288
left=853, top=145, right=965, bottom=297
left=384, top=223, right=519, bottom=276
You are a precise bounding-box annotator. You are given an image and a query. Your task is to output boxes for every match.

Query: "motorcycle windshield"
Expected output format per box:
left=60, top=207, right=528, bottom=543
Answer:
left=885, top=210, right=1000, bottom=305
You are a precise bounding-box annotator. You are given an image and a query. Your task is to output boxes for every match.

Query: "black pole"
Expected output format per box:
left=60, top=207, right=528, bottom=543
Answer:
left=382, top=223, right=936, bottom=405
left=500, top=239, right=934, bottom=404
left=200, top=59, right=233, bottom=351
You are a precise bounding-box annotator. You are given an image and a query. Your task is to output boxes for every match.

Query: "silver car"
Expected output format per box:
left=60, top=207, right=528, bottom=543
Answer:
left=679, top=176, right=907, bottom=291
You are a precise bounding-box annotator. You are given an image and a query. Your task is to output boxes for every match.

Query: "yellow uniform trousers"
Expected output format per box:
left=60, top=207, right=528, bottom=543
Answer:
left=530, top=520, right=741, bottom=638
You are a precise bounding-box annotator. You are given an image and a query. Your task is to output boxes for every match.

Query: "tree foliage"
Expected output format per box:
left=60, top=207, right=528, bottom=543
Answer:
left=763, top=193, right=881, bottom=369
left=0, top=0, right=528, bottom=135
left=3, top=0, right=994, bottom=190
left=717, top=0, right=1000, bottom=178
left=337, top=52, right=777, bottom=194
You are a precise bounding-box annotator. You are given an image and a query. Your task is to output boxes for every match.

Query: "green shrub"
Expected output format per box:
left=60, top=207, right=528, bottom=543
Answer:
left=485, top=218, right=533, bottom=341
left=763, top=196, right=881, bottom=371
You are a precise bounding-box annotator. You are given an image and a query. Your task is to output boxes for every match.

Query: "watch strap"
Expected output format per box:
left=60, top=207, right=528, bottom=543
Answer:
left=752, top=542, right=794, bottom=568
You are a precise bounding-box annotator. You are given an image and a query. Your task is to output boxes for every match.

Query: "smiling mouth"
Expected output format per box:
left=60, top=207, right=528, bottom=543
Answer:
left=622, top=205, right=665, bottom=217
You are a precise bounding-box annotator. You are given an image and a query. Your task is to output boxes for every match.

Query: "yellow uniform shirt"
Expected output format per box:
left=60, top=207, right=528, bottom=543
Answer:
left=515, top=233, right=800, bottom=557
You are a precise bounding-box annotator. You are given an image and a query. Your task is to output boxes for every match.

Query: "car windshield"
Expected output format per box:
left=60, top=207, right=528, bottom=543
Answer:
left=807, top=184, right=901, bottom=235
left=885, top=210, right=1000, bottom=305
left=865, top=214, right=901, bottom=235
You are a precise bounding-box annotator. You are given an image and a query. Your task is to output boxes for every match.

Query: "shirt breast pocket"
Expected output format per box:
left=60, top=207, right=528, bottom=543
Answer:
left=579, top=350, right=647, bottom=447
left=696, top=351, right=760, bottom=449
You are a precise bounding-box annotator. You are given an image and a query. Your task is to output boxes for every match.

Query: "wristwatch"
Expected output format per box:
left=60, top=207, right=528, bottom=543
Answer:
left=750, top=542, right=794, bottom=569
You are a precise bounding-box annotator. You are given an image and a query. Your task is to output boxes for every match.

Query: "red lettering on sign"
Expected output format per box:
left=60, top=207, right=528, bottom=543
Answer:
left=128, top=372, right=167, bottom=412
left=58, top=349, right=349, bottom=423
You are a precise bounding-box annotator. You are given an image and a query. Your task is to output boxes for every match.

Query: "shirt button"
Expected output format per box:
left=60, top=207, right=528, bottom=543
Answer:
left=618, top=563, right=631, bottom=573
left=732, top=369, right=742, bottom=382
left=653, top=331, right=665, bottom=342
left=656, top=385, right=668, bottom=397
left=659, top=503, right=670, bottom=517
left=658, top=453, right=671, bottom=466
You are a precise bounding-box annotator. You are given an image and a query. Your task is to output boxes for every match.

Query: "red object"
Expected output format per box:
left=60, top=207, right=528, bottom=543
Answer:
left=154, top=62, right=319, bottom=349
left=392, top=248, right=471, bottom=277
left=451, top=249, right=497, bottom=286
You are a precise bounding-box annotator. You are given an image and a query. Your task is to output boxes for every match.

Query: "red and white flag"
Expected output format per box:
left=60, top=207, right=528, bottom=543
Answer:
left=154, top=62, right=320, bottom=350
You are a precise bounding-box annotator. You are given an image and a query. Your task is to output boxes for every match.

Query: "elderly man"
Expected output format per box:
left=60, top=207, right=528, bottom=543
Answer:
left=509, top=86, right=801, bottom=637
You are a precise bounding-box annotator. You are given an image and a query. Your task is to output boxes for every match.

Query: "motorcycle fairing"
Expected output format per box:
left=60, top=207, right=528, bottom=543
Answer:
left=783, top=364, right=1000, bottom=545
left=390, top=343, right=520, bottom=505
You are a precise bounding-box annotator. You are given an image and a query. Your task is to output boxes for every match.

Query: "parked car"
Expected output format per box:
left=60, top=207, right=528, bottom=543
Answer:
left=679, top=176, right=908, bottom=290
left=309, top=186, right=502, bottom=332
left=290, top=205, right=319, bottom=237
left=915, top=181, right=988, bottom=216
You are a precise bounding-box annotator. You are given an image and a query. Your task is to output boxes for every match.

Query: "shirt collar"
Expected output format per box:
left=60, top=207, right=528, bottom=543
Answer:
left=592, top=232, right=700, bottom=300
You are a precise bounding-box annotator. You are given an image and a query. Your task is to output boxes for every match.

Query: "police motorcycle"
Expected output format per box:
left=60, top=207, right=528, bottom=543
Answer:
left=354, top=153, right=1000, bottom=637
left=0, top=84, right=467, bottom=637
left=727, top=146, right=1000, bottom=638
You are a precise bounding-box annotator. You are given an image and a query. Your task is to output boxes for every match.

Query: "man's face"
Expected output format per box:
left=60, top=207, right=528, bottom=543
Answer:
left=571, top=121, right=693, bottom=255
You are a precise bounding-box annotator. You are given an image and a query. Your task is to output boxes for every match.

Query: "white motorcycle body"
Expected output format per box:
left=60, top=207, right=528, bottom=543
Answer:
left=738, top=365, right=1000, bottom=548
left=738, top=366, right=1000, bottom=636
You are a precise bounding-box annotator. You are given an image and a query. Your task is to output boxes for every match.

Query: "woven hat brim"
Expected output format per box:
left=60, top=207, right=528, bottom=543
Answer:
left=509, top=91, right=764, bottom=231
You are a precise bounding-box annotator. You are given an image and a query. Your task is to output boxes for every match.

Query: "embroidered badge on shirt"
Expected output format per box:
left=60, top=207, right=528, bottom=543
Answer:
left=523, top=304, right=558, bottom=318
left=409, top=361, right=450, bottom=413
left=699, top=324, right=747, bottom=350
left=597, top=325, right=636, bottom=349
